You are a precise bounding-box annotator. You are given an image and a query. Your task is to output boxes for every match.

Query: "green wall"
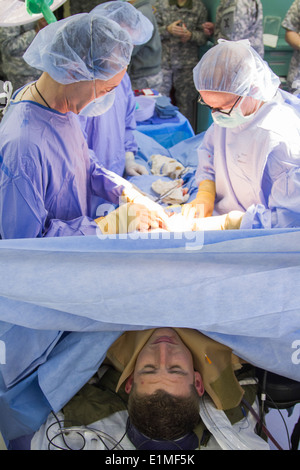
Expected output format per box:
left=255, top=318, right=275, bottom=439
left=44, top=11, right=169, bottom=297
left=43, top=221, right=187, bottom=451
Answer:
left=201, top=0, right=294, bottom=25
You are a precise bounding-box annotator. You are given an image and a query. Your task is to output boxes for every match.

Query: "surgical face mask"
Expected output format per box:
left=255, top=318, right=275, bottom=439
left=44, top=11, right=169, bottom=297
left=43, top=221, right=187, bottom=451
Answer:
left=212, top=96, right=256, bottom=128
left=79, top=89, right=115, bottom=117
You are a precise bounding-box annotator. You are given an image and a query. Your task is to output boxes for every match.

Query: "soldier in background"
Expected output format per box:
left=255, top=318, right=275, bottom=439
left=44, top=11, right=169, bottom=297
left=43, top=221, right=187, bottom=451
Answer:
left=213, top=0, right=264, bottom=58
left=127, top=0, right=163, bottom=91
left=282, top=0, right=300, bottom=93
left=0, top=20, right=46, bottom=92
left=154, top=0, right=211, bottom=129
left=69, top=0, right=105, bottom=14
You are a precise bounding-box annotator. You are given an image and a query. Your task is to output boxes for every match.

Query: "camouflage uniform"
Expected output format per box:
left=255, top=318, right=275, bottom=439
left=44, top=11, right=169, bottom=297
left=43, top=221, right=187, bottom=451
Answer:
left=214, top=0, right=264, bottom=58
left=0, top=24, right=41, bottom=92
left=69, top=0, right=105, bottom=14
left=0, top=53, right=5, bottom=82
left=154, top=0, right=208, bottom=127
left=128, top=0, right=162, bottom=91
left=282, top=0, right=300, bottom=93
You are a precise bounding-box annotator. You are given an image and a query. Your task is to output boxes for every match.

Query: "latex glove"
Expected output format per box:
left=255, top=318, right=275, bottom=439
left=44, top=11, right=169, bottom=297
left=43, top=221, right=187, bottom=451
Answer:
left=122, top=184, right=166, bottom=214
left=193, top=211, right=244, bottom=231
left=150, top=154, right=185, bottom=179
left=125, top=151, right=148, bottom=176
left=95, top=202, right=167, bottom=234
left=182, top=180, right=216, bottom=218
left=122, top=184, right=191, bottom=232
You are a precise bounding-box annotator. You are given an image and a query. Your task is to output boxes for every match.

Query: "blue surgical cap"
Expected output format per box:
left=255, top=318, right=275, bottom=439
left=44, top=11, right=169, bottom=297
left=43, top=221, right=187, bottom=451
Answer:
left=23, top=13, right=133, bottom=84
left=193, top=39, right=280, bottom=101
left=91, top=1, right=153, bottom=45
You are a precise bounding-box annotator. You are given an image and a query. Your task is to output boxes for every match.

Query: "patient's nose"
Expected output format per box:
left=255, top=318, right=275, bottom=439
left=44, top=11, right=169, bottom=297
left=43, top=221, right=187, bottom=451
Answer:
left=155, top=342, right=172, bottom=368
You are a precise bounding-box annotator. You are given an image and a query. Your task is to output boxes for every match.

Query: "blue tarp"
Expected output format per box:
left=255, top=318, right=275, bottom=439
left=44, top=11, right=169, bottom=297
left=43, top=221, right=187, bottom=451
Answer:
left=136, top=110, right=195, bottom=148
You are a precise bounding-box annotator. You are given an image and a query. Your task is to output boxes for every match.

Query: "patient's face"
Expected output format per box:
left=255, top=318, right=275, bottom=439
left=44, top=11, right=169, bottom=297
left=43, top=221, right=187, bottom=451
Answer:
left=125, top=328, right=204, bottom=397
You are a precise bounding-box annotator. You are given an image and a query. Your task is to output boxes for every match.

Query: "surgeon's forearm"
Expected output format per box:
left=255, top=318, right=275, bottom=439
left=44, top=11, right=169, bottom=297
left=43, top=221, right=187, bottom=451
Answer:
left=193, top=211, right=244, bottom=231
left=194, top=179, right=216, bottom=217
left=90, top=162, right=131, bottom=206
left=121, top=187, right=170, bottom=227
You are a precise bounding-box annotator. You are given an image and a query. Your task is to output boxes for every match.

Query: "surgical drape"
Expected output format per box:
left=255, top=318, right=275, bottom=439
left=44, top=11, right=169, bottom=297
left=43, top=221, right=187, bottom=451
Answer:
left=0, top=229, right=299, bottom=440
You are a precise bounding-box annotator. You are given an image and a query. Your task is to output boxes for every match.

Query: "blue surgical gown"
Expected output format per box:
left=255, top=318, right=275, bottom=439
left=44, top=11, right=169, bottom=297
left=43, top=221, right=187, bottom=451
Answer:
left=0, top=97, right=129, bottom=239
left=195, top=89, right=300, bottom=229
left=78, top=73, right=138, bottom=176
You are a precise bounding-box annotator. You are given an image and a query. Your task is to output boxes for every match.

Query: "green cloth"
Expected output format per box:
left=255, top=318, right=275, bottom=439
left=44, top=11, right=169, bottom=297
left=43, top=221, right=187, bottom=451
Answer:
left=63, top=367, right=128, bottom=427
left=225, top=366, right=258, bottom=424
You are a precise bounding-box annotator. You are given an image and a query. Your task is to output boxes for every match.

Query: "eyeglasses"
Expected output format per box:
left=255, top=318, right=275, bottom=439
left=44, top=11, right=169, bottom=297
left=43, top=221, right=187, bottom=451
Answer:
left=198, top=95, right=242, bottom=116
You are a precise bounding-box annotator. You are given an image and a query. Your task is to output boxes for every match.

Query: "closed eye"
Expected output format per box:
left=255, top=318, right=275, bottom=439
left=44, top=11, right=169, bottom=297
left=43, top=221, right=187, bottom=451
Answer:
left=138, top=365, right=157, bottom=375
left=138, top=365, right=188, bottom=376
left=168, top=366, right=188, bottom=376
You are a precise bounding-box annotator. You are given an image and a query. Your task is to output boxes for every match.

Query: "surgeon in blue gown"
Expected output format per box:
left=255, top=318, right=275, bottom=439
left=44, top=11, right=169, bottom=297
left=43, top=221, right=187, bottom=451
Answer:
left=77, top=3, right=151, bottom=178
left=183, top=39, right=300, bottom=230
left=0, top=6, right=167, bottom=239
left=78, top=72, right=145, bottom=177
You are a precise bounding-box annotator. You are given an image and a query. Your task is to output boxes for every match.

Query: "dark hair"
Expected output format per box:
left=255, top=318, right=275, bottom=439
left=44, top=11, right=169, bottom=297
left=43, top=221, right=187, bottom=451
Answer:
left=127, top=384, right=200, bottom=441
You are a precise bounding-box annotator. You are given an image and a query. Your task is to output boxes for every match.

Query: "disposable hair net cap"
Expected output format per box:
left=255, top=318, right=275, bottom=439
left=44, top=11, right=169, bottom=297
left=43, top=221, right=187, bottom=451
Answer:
left=23, top=13, right=133, bottom=84
left=91, top=1, right=153, bottom=45
left=193, top=39, right=280, bottom=101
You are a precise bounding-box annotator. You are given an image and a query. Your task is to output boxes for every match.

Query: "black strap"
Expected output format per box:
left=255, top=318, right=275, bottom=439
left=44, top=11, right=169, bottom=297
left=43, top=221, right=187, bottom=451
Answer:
left=291, top=415, right=300, bottom=451
left=242, top=397, right=284, bottom=450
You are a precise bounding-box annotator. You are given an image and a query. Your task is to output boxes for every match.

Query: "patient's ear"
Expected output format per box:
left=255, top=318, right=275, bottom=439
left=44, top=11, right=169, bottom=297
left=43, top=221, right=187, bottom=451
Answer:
left=125, top=374, right=134, bottom=394
left=194, top=371, right=205, bottom=396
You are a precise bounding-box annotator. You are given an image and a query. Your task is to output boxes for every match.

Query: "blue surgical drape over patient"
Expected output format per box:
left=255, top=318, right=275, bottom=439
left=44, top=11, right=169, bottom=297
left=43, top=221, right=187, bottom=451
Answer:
left=0, top=229, right=299, bottom=441
left=0, top=98, right=129, bottom=239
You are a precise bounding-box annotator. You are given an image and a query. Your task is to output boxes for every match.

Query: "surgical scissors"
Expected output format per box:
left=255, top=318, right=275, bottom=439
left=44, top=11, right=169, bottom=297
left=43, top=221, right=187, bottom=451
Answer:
left=154, top=179, right=186, bottom=203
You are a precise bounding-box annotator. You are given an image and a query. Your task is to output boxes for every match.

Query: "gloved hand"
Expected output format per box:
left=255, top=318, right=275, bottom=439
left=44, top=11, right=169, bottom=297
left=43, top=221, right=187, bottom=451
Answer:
left=122, top=184, right=186, bottom=232
left=222, top=211, right=244, bottom=230
left=122, top=184, right=167, bottom=216
left=182, top=179, right=216, bottom=218
left=95, top=202, right=167, bottom=234
left=125, top=151, right=148, bottom=176
left=193, top=210, right=244, bottom=231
